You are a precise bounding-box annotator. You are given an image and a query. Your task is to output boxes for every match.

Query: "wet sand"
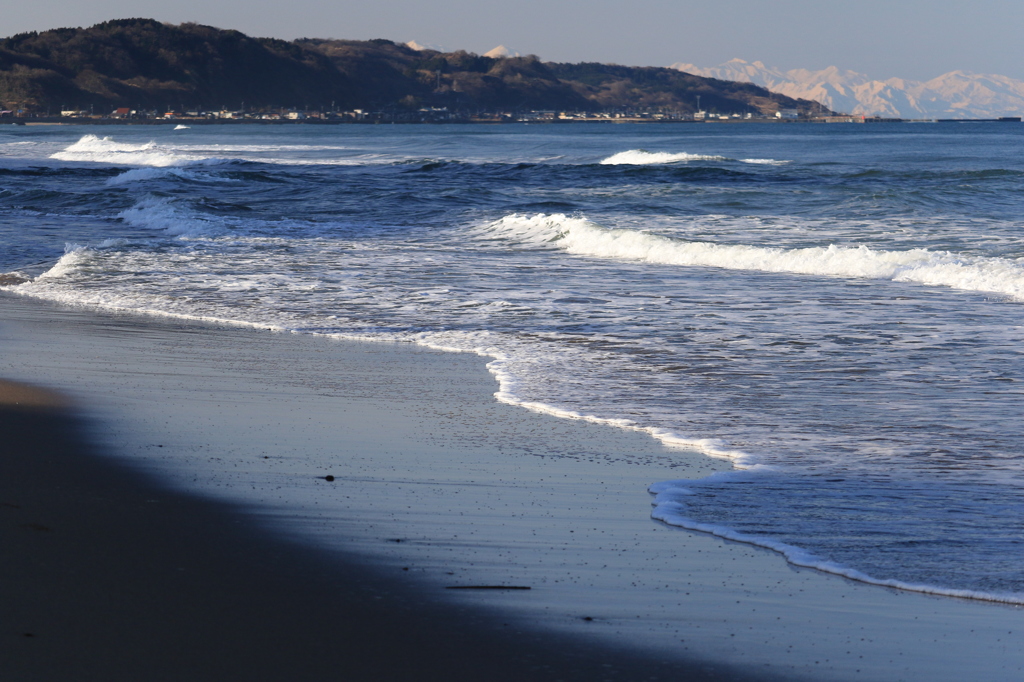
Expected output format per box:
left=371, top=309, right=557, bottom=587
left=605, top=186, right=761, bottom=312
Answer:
left=2, top=291, right=1024, bottom=681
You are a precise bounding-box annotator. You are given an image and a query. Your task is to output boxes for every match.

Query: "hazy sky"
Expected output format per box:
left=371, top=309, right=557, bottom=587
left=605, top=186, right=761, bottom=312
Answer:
left=4, top=0, right=1023, bottom=81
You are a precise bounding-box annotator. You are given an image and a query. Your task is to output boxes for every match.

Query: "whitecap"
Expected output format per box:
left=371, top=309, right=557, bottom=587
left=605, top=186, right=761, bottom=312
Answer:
left=482, top=213, right=1024, bottom=301
left=51, top=134, right=193, bottom=167
left=34, top=243, right=93, bottom=281
left=599, top=149, right=729, bottom=165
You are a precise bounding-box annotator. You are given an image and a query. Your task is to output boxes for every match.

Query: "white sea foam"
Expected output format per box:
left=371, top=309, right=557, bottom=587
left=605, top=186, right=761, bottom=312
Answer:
left=600, top=149, right=728, bottom=165
left=599, top=150, right=788, bottom=166
left=34, top=244, right=93, bottom=280
left=51, top=134, right=197, bottom=166
left=49, top=135, right=390, bottom=167
left=483, top=213, right=1024, bottom=301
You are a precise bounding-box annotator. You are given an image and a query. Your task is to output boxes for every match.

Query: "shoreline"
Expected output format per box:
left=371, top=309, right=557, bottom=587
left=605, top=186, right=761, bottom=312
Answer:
left=4, top=292, right=1024, bottom=681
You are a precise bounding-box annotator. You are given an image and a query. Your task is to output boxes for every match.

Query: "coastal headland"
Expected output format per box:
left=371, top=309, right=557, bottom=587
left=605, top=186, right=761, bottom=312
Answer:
left=0, top=19, right=821, bottom=123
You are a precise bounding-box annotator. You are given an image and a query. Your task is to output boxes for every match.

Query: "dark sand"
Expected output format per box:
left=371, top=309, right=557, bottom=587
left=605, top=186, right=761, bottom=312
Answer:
left=0, top=384, right=756, bottom=681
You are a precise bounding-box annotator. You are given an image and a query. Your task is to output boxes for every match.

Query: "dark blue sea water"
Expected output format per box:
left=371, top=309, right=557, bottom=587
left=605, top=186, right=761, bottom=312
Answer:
left=4, top=122, right=1024, bottom=601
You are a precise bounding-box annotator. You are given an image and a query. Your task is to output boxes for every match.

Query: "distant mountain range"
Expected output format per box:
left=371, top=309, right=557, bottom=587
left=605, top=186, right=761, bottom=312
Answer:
left=673, top=59, right=1024, bottom=119
left=0, top=20, right=820, bottom=117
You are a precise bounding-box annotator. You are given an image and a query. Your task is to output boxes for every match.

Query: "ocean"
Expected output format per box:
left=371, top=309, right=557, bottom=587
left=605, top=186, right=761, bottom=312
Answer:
left=3, top=121, right=1024, bottom=603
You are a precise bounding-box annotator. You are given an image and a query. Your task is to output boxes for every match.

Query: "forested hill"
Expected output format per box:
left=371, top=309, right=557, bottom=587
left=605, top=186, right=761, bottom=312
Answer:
left=0, top=19, right=822, bottom=116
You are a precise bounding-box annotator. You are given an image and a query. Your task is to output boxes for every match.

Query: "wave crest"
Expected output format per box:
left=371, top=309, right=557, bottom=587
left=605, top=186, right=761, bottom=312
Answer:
left=33, top=243, right=93, bottom=281
left=599, top=149, right=728, bottom=165
left=598, top=149, right=788, bottom=166
left=483, top=213, right=1024, bottom=300
left=117, top=197, right=220, bottom=236
left=51, top=134, right=192, bottom=167
left=105, top=164, right=239, bottom=186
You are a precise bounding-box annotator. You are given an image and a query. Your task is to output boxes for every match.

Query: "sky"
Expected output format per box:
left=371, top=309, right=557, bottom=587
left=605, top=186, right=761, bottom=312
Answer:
left=4, top=0, right=1023, bottom=81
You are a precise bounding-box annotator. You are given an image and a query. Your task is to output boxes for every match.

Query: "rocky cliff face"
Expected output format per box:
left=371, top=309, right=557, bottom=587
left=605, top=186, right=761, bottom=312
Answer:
left=673, top=58, right=1024, bottom=118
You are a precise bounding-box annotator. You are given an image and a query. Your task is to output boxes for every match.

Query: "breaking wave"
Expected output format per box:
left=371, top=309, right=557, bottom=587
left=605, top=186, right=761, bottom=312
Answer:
left=599, top=149, right=789, bottom=165
left=51, top=134, right=196, bottom=167
left=600, top=149, right=728, bottom=165
left=482, top=213, right=1024, bottom=301
left=116, top=196, right=224, bottom=237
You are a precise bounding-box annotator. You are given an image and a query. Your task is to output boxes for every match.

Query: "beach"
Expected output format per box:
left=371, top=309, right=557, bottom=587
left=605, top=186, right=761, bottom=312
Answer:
left=3, top=291, right=1024, bottom=681
left=1, top=292, right=759, bottom=682
left=7, top=121, right=1024, bottom=680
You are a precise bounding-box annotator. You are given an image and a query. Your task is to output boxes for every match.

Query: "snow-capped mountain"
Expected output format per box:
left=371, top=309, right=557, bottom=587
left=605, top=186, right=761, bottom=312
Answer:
left=405, top=40, right=446, bottom=52
left=672, top=59, right=1024, bottom=119
left=483, top=45, right=521, bottom=58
